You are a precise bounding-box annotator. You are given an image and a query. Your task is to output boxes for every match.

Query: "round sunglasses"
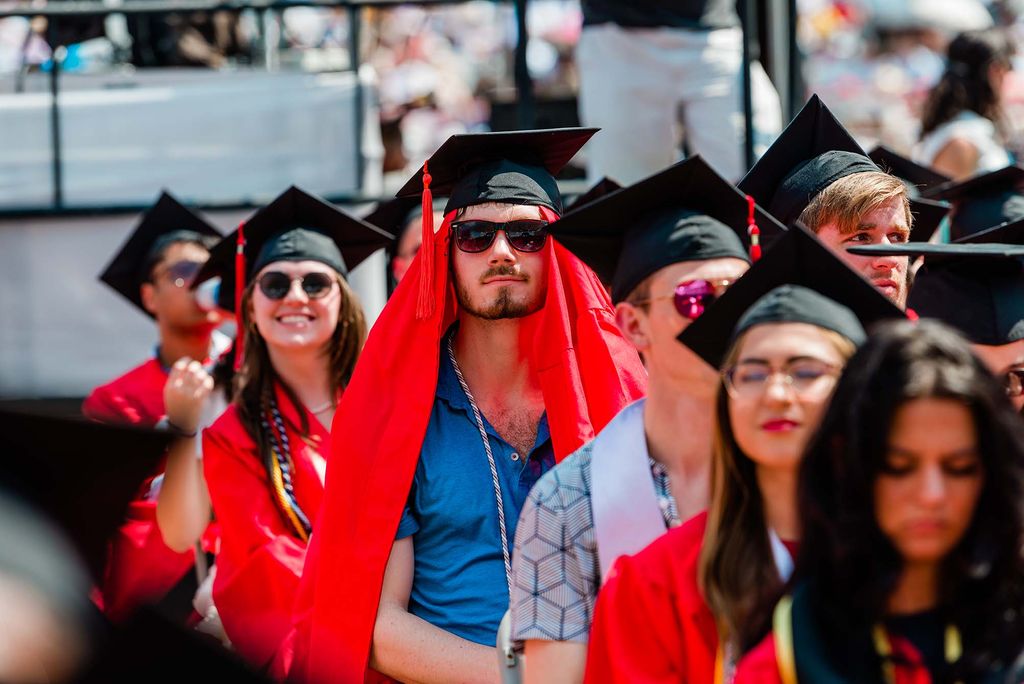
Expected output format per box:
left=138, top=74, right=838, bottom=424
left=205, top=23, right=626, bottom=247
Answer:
left=257, top=271, right=336, bottom=300
left=632, top=278, right=734, bottom=320
left=450, top=219, right=549, bottom=254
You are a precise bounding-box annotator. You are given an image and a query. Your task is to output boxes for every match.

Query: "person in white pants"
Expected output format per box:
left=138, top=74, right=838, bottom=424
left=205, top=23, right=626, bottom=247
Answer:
left=576, top=0, right=782, bottom=184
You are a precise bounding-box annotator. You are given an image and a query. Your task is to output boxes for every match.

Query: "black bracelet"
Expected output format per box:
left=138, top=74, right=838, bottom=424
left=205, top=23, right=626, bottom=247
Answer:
left=165, top=420, right=198, bottom=439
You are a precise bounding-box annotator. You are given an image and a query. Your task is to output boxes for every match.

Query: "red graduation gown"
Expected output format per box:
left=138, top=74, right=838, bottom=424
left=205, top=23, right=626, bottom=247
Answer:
left=203, top=385, right=328, bottom=671
left=83, top=358, right=196, bottom=622
left=734, top=629, right=933, bottom=684
left=285, top=210, right=648, bottom=683
left=586, top=512, right=719, bottom=684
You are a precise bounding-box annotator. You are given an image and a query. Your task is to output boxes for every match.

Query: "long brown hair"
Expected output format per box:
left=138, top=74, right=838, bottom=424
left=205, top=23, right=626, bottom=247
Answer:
left=698, top=327, right=856, bottom=653
left=233, top=270, right=366, bottom=539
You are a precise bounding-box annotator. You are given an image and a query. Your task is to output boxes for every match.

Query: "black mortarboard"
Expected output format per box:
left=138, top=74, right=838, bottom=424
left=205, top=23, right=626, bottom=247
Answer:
left=868, top=145, right=950, bottom=193
left=739, top=95, right=882, bottom=226
left=76, top=608, right=271, bottom=683
left=955, top=215, right=1024, bottom=246
left=924, top=166, right=1024, bottom=240
left=363, top=196, right=424, bottom=249
left=678, top=224, right=905, bottom=368
left=908, top=197, right=951, bottom=243
left=550, top=156, right=786, bottom=302
left=563, top=177, right=622, bottom=214
left=395, top=128, right=598, bottom=215
left=193, top=186, right=394, bottom=314
left=99, top=192, right=221, bottom=317
left=0, top=409, right=175, bottom=583
left=849, top=242, right=1024, bottom=346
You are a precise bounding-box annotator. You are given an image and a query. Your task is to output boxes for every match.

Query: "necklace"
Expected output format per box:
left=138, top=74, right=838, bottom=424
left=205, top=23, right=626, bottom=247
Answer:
left=446, top=332, right=514, bottom=601
left=307, top=400, right=334, bottom=415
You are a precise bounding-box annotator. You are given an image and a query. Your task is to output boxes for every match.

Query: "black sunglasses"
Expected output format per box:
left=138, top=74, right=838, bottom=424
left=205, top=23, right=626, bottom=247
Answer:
left=257, top=271, right=336, bottom=300
left=450, top=219, right=549, bottom=254
left=155, top=259, right=204, bottom=288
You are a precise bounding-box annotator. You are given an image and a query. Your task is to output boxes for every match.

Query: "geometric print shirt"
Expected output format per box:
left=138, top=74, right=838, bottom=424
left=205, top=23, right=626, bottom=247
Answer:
left=509, top=440, right=679, bottom=644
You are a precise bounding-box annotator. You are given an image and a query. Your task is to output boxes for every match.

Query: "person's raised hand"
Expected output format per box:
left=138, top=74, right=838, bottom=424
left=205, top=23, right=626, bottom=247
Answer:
left=164, top=358, right=214, bottom=436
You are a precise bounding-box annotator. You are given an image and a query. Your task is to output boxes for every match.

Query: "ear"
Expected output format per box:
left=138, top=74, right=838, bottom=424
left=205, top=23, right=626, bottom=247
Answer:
left=140, top=282, right=159, bottom=316
left=615, top=301, right=650, bottom=353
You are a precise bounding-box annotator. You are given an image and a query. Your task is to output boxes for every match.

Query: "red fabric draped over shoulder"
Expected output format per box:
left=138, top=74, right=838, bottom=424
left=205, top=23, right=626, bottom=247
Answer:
left=281, top=207, right=646, bottom=683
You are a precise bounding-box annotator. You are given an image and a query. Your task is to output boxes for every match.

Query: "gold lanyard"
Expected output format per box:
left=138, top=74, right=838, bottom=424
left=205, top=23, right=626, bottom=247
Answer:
left=871, top=623, right=963, bottom=684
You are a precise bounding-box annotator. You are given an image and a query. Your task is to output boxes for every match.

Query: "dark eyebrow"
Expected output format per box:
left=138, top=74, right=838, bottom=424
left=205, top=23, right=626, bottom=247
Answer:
left=736, top=356, right=830, bottom=366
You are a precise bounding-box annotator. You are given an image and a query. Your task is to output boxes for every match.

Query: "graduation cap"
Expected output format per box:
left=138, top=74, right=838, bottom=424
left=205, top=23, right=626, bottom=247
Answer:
left=99, top=192, right=222, bottom=317
left=395, top=127, right=598, bottom=216
left=76, top=608, right=271, bottom=683
left=193, top=186, right=393, bottom=367
left=678, top=224, right=906, bottom=369
left=396, top=128, right=598, bottom=320
left=923, top=165, right=1024, bottom=240
left=549, top=156, right=786, bottom=303
left=563, top=177, right=622, bottom=214
left=849, top=242, right=1024, bottom=346
left=955, top=215, right=1024, bottom=245
left=0, top=408, right=176, bottom=583
left=739, top=95, right=882, bottom=226
left=363, top=196, right=424, bottom=249
left=868, top=145, right=950, bottom=193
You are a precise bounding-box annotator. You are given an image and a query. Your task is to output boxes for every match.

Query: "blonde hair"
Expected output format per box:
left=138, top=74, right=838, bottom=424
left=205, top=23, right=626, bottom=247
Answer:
left=798, top=171, right=911, bottom=236
left=698, top=327, right=857, bottom=653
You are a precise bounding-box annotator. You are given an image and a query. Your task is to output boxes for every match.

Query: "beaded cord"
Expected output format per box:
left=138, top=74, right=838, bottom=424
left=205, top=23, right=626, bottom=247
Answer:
left=259, top=392, right=313, bottom=541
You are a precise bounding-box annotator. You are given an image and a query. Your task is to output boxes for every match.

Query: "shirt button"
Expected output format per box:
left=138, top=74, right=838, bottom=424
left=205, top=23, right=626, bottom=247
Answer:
left=511, top=452, right=521, bottom=462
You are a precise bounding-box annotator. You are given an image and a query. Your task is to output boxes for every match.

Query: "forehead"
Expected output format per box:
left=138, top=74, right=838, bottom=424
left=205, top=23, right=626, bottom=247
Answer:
left=160, top=240, right=209, bottom=263
left=255, top=259, right=337, bottom=278
left=650, top=257, right=749, bottom=290
left=458, top=203, right=544, bottom=222
left=737, top=322, right=845, bottom=363
left=845, top=197, right=910, bottom=235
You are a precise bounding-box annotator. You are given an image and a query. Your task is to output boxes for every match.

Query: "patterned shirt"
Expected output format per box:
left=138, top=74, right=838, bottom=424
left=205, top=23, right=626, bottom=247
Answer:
left=510, top=441, right=679, bottom=644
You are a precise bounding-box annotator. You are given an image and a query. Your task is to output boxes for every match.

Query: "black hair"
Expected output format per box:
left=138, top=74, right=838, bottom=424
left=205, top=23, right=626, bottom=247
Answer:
left=793, top=320, right=1024, bottom=680
left=920, top=29, right=1015, bottom=138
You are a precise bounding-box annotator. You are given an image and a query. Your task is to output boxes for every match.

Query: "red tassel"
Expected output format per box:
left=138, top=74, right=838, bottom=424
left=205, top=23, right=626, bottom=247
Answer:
left=416, top=161, right=436, bottom=320
left=746, top=194, right=761, bottom=262
left=233, top=221, right=246, bottom=371
left=906, top=308, right=919, bottom=321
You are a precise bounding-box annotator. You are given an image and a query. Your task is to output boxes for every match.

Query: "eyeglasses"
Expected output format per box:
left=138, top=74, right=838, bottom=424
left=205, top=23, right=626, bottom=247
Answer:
left=154, top=259, right=204, bottom=288
left=723, top=359, right=840, bottom=399
left=632, top=278, right=735, bottom=320
left=450, top=219, right=549, bottom=254
left=257, top=271, right=336, bottom=300
left=1004, top=369, right=1024, bottom=398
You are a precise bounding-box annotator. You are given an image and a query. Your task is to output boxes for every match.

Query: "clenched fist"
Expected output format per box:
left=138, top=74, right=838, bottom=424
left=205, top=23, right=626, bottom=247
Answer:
left=164, top=357, right=215, bottom=436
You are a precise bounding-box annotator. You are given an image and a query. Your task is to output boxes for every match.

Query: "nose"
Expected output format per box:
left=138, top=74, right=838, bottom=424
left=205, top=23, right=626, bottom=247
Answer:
left=762, top=373, right=796, bottom=404
left=283, top=277, right=309, bottom=303
left=918, top=463, right=947, bottom=507
left=488, top=230, right=517, bottom=265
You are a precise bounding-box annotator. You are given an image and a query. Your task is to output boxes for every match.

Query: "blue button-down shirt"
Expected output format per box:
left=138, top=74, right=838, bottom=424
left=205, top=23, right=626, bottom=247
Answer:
left=396, top=343, right=555, bottom=646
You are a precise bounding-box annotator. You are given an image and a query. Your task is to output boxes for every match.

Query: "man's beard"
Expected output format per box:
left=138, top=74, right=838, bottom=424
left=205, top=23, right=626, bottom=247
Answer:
left=455, top=267, right=543, bottom=320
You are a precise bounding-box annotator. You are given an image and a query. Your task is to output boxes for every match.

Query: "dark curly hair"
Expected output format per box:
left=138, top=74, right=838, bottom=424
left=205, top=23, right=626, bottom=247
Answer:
left=920, top=29, right=1015, bottom=139
left=792, top=320, right=1024, bottom=681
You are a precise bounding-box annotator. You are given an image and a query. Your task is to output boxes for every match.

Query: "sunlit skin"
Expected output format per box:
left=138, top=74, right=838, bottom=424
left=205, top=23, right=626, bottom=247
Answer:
left=875, top=399, right=984, bottom=573
left=616, top=258, right=749, bottom=387
left=728, top=323, right=846, bottom=474
left=251, top=260, right=342, bottom=354
left=141, top=241, right=223, bottom=333
left=814, top=198, right=911, bottom=308
left=972, top=340, right=1024, bottom=411
left=450, top=203, right=549, bottom=319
